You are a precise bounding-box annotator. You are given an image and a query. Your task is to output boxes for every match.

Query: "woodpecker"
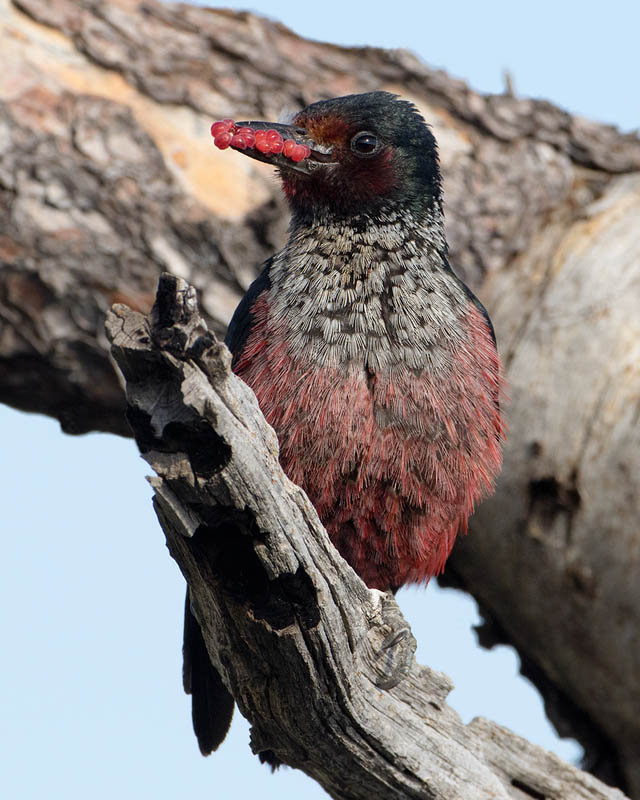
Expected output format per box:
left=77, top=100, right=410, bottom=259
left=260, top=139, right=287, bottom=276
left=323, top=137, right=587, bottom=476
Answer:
left=184, top=91, right=505, bottom=755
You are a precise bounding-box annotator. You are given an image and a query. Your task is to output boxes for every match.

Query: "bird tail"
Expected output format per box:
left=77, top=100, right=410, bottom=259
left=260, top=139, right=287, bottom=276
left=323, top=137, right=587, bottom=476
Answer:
left=182, top=591, right=234, bottom=755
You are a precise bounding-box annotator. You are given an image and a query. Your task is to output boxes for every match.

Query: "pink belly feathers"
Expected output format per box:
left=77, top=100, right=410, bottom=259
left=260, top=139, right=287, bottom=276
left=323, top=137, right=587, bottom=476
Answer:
left=233, top=295, right=503, bottom=590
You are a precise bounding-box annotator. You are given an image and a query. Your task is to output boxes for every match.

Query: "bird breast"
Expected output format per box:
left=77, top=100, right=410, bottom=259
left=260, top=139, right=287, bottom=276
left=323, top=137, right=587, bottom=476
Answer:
left=266, top=217, right=468, bottom=373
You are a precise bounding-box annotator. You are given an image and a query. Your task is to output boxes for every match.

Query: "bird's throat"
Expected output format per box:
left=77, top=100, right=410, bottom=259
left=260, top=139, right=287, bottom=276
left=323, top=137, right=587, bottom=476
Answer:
left=266, top=206, right=467, bottom=373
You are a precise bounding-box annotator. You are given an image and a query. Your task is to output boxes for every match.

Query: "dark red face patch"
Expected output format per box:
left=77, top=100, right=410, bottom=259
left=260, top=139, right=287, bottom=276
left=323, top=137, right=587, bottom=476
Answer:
left=210, top=119, right=311, bottom=163
left=293, top=112, right=349, bottom=148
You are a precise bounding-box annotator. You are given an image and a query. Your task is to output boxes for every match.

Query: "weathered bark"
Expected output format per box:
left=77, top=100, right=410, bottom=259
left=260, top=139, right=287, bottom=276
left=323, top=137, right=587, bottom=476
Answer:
left=106, top=273, right=629, bottom=800
left=452, top=172, right=640, bottom=793
left=1, top=0, right=639, bottom=793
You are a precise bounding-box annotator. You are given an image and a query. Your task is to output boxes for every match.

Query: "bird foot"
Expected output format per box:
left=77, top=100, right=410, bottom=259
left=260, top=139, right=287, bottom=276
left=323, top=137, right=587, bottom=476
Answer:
left=367, top=590, right=417, bottom=690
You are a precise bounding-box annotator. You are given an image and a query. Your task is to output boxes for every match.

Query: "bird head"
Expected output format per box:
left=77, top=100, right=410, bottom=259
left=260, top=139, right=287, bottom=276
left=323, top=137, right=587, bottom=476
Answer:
left=212, top=92, right=442, bottom=221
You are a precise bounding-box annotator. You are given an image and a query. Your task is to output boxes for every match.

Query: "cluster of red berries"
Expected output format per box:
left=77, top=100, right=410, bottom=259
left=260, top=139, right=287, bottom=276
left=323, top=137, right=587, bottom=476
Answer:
left=210, top=119, right=311, bottom=163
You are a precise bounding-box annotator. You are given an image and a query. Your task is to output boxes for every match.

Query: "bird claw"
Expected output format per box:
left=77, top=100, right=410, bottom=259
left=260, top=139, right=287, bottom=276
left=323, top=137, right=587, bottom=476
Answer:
left=369, top=592, right=417, bottom=690
left=375, top=627, right=416, bottom=689
left=381, top=627, right=412, bottom=650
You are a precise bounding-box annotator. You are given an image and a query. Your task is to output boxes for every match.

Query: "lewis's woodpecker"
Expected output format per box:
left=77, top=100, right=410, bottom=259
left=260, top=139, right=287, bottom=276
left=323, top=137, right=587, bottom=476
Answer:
left=183, top=91, right=505, bottom=755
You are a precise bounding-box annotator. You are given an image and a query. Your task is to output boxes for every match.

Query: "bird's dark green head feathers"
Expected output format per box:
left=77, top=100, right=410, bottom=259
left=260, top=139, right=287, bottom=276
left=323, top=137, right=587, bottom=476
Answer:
left=220, top=92, right=442, bottom=219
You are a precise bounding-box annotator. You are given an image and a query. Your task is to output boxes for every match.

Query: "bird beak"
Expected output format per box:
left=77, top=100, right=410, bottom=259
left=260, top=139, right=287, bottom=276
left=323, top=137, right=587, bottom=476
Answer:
left=225, top=120, right=336, bottom=175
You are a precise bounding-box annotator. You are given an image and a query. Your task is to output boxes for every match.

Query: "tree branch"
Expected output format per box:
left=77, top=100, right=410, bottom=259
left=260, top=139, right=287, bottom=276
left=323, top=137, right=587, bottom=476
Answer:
left=105, top=274, right=627, bottom=800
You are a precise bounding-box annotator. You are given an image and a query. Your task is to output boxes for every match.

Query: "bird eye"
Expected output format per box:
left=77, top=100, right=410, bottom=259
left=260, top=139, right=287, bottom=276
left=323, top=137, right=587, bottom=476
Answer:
left=350, top=131, right=381, bottom=157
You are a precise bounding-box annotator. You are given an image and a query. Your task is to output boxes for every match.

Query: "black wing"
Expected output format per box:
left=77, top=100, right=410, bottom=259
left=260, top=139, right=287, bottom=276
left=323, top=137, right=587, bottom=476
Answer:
left=225, top=258, right=273, bottom=360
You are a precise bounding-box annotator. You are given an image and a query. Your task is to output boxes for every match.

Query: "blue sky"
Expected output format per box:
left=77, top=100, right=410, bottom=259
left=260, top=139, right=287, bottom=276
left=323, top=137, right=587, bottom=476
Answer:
left=202, top=0, right=639, bottom=132
left=3, top=1, right=638, bottom=797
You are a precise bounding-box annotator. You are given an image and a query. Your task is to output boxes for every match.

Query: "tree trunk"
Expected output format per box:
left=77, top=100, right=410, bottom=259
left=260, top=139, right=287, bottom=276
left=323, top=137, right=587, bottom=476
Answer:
left=1, top=0, right=639, bottom=794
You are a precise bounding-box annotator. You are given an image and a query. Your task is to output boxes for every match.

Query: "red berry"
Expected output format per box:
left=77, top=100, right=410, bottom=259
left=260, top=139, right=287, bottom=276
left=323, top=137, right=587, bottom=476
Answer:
left=265, top=130, right=284, bottom=153
left=210, top=119, right=235, bottom=137
left=222, top=118, right=235, bottom=129
left=255, top=136, right=272, bottom=154
left=290, top=144, right=308, bottom=162
left=283, top=139, right=296, bottom=158
left=231, top=134, right=248, bottom=149
left=237, top=127, right=256, bottom=147
left=214, top=132, right=233, bottom=149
